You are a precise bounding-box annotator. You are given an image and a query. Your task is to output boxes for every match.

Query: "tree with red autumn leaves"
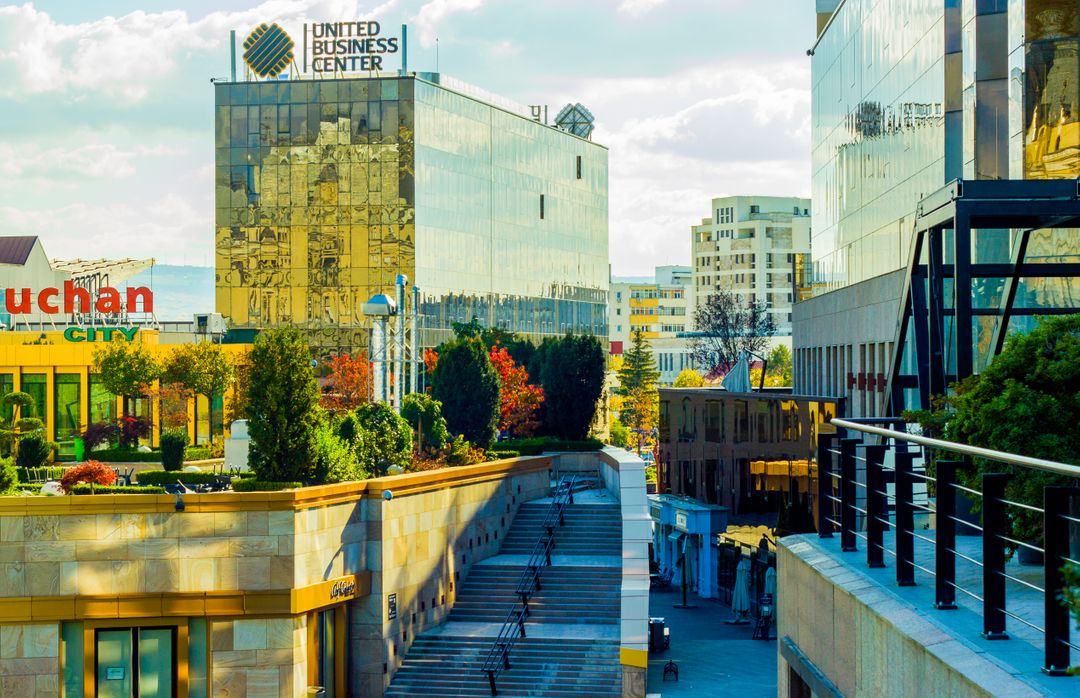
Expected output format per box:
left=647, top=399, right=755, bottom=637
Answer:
left=488, top=345, right=544, bottom=438
left=322, top=353, right=372, bottom=411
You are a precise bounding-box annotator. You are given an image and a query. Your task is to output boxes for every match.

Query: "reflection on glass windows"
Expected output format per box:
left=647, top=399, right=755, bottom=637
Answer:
left=215, top=76, right=608, bottom=353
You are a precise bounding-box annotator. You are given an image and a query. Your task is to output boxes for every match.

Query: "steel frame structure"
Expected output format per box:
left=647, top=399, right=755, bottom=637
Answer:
left=882, top=179, right=1080, bottom=414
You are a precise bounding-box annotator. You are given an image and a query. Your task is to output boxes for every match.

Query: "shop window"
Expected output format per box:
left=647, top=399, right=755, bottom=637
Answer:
left=317, top=609, right=338, bottom=697
left=188, top=619, right=208, bottom=698
left=21, top=373, right=47, bottom=421
left=95, top=627, right=175, bottom=698
left=89, top=374, right=117, bottom=426
left=55, top=373, right=81, bottom=441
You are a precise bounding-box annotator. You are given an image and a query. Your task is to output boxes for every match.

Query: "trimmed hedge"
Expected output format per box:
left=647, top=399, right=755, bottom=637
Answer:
left=495, top=437, right=604, bottom=456
left=70, top=484, right=166, bottom=495
left=16, top=467, right=66, bottom=483
left=232, top=479, right=302, bottom=492
left=9, top=483, right=45, bottom=494
left=135, top=471, right=218, bottom=486
left=88, top=446, right=212, bottom=463
left=486, top=450, right=521, bottom=461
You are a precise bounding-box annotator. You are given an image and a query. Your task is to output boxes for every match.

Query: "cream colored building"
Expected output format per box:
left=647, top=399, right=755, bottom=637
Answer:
left=609, top=266, right=694, bottom=384
left=691, top=196, right=810, bottom=336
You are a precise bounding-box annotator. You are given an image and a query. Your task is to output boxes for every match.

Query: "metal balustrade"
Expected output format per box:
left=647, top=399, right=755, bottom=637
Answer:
left=481, top=475, right=577, bottom=696
left=816, top=418, right=1080, bottom=676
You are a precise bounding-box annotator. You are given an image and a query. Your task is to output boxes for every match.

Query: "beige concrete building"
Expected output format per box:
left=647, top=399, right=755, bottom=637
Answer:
left=609, top=266, right=694, bottom=384
left=691, top=196, right=810, bottom=336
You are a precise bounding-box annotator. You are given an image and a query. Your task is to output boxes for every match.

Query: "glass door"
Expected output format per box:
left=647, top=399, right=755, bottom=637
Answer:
left=95, top=628, right=175, bottom=698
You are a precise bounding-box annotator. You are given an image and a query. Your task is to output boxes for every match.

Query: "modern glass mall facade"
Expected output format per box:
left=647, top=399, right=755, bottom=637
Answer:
left=797, top=0, right=1080, bottom=417
left=214, top=74, right=608, bottom=353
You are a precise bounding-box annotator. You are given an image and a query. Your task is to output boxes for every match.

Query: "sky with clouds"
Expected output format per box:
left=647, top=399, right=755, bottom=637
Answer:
left=0, top=0, right=815, bottom=275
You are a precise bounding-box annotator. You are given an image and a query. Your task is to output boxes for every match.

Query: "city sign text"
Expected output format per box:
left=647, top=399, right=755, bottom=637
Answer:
left=304, top=21, right=399, bottom=73
left=3, top=282, right=153, bottom=315
left=63, top=327, right=140, bottom=343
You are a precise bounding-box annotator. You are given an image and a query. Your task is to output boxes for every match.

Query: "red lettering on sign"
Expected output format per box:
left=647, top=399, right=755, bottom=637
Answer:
left=63, top=280, right=91, bottom=314
left=37, top=288, right=58, bottom=313
left=2, top=285, right=154, bottom=315
left=4, top=288, right=31, bottom=314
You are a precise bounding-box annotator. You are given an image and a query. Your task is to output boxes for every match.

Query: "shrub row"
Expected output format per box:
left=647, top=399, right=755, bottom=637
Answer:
left=87, top=447, right=212, bottom=463
left=495, top=437, right=604, bottom=455
left=70, top=484, right=166, bottom=495
left=134, top=471, right=218, bottom=486
left=233, top=480, right=302, bottom=492
left=485, top=450, right=522, bottom=461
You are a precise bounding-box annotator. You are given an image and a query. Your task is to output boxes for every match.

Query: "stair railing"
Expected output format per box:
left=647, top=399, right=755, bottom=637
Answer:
left=481, top=474, right=577, bottom=696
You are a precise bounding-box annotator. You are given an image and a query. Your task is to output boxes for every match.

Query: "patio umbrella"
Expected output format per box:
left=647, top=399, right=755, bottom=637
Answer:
left=731, top=556, right=751, bottom=623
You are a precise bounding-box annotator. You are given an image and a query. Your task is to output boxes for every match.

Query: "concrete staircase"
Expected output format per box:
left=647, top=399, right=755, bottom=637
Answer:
left=385, top=489, right=623, bottom=697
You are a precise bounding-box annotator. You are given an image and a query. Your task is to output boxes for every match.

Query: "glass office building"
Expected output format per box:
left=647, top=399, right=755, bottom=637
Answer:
left=214, top=74, right=608, bottom=353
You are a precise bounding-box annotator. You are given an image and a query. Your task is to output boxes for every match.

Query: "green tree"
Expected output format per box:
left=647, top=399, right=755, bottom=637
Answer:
left=246, top=328, right=322, bottom=483
left=608, top=419, right=631, bottom=449
left=673, top=368, right=705, bottom=388
left=0, top=457, right=17, bottom=494
left=354, top=402, right=412, bottom=476
left=161, top=342, right=235, bottom=438
left=617, top=329, right=660, bottom=453
left=766, top=344, right=793, bottom=385
left=312, top=420, right=362, bottom=483
left=945, top=314, right=1080, bottom=544
left=92, top=342, right=161, bottom=445
left=401, top=393, right=450, bottom=453
left=431, top=337, right=501, bottom=447
left=540, top=334, right=605, bottom=440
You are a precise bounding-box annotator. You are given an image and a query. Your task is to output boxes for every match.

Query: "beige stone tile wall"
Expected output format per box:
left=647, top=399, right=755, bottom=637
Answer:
left=211, top=617, right=306, bottom=698
left=0, top=623, right=59, bottom=697
left=350, top=468, right=550, bottom=696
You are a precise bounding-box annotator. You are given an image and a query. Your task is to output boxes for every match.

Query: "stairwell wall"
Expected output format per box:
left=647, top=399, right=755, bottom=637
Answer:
left=597, top=448, right=651, bottom=698
left=349, top=457, right=553, bottom=697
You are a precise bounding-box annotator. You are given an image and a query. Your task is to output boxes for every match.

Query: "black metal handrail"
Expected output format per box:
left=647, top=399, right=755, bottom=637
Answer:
left=481, top=475, right=577, bottom=695
left=817, top=418, right=1080, bottom=676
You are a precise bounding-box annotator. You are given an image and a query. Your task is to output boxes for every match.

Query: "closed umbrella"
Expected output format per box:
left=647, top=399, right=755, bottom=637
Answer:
left=730, top=556, right=751, bottom=624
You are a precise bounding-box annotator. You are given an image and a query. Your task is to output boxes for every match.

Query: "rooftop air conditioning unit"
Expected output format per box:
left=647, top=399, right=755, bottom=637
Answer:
left=194, top=313, right=227, bottom=335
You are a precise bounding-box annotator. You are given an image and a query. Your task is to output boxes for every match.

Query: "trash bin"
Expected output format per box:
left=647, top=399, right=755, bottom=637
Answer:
left=649, top=617, right=666, bottom=652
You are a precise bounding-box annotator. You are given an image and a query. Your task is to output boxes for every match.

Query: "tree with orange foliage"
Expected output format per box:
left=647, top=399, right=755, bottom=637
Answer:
left=322, top=353, right=372, bottom=411
left=488, top=345, right=544, bottom=438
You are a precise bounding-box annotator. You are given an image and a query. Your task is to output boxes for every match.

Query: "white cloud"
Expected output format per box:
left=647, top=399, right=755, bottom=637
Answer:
left=0, top=1, right=398, bottom=102
left=617, top=0, right=668, bottom=18
left=411, top=0, right=484, bottom=47
left=0, top=194, right=209, bottom=265
left=0, top=141, right=187, bottom=179
left=543, top=58, right=811, bottom=276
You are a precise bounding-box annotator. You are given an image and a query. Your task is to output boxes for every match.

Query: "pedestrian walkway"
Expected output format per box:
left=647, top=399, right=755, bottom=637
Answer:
left=645, top=588, right=777, bottom=697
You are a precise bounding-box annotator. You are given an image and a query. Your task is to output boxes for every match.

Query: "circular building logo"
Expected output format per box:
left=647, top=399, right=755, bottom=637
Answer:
left=243, top=23, right=294, bottom=78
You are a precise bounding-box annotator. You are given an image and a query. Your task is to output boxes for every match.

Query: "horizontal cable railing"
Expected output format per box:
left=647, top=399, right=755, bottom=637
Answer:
left=481, top=475, right=576, bottom=696
left=817, top=418, right=1080, bottom=676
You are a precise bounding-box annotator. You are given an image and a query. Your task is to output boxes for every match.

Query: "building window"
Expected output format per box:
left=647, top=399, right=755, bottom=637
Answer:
left=576, top=155, right=582, bottom=179
left=21, top=373, right=46, bottom=421
left=54, top=373, right=81, bottom=441
left=750, top=205, right=760, bottom=214
left=539, top=194, right=545, bottom=219
left=0, top=373, right=12, bottom=427
left=89, top=373, right=117, bottom=426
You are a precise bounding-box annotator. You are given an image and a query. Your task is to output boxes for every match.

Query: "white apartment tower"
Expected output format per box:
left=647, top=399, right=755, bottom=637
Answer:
left=691, top=196, right=810, bottom=336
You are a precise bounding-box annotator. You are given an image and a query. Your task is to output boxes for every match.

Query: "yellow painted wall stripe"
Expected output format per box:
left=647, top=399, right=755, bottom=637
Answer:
left=620, top=646, right=648, bottom=668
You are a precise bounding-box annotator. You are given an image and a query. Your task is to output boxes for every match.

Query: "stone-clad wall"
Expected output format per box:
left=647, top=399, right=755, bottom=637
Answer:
left=350, top=460, right=551, bottom=697
left=211, top=617, right=306, bottom=697
left=0, top=623, right=58, bottom=697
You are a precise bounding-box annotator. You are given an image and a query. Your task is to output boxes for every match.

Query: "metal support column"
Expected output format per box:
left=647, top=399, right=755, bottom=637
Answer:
left=817, top=433, right=836, bottom=538
left=864, top=444, right=887, bottom=569
left=927, top=226, right=947, bottom=398
left=934, top=460, right=959, bottom=610
left=1042, top=487, right=1078, bottom=675
left=894, top=451, right=916, bottom=586
left=953, top=214, right=973, bottom=379
left=839, top=437, right=859, bottom=553
left=980, top=472, right=1010, bottom=639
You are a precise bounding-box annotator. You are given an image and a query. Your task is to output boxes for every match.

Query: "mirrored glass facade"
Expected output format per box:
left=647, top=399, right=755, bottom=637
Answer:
left=811, top=0, right=946, bottom=292
left=215, top=75, right=608, bottom=353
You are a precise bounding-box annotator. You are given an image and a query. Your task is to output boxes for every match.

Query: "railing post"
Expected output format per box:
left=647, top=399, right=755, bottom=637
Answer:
left=864, top=444, right=887, bottom=569
left=487, top=670, right=497, bottom=696
left=980, top=472, right=1010, bottom=640
left=894, top=451, right=916, bottom=586
left=1042, top=486, right=1078, bottom=675
left=934, top=460, right=958, bottom=610
left=839, top=437, right=859, bottom=552
left=817, top=432, right=835, bottom=537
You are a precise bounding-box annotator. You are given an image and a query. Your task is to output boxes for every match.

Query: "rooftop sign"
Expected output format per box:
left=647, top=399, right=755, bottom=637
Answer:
left=3, top=281, right=153, bottom=315
left=243, top=23, right=295, bottom=78
left=303, top=21, right=399, bottom=73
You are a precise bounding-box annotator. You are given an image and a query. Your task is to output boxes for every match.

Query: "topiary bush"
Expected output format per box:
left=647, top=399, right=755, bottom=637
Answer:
left=401, top=393, right=450, bottom=452
left=160, top=429, right=188, bottom=472
left=60, top=461, right=116, bottom=493
left=15, top=434, right=54, bottom=469
left=70, top=484, right=166, bottom=495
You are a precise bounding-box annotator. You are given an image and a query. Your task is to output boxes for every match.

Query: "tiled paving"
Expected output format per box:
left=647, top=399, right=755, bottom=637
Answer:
left=645, top=588, right=777, bottom=697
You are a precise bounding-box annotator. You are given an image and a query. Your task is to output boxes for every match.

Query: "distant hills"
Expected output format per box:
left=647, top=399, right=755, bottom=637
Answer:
left=126, top=265, right=215, bottom=322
